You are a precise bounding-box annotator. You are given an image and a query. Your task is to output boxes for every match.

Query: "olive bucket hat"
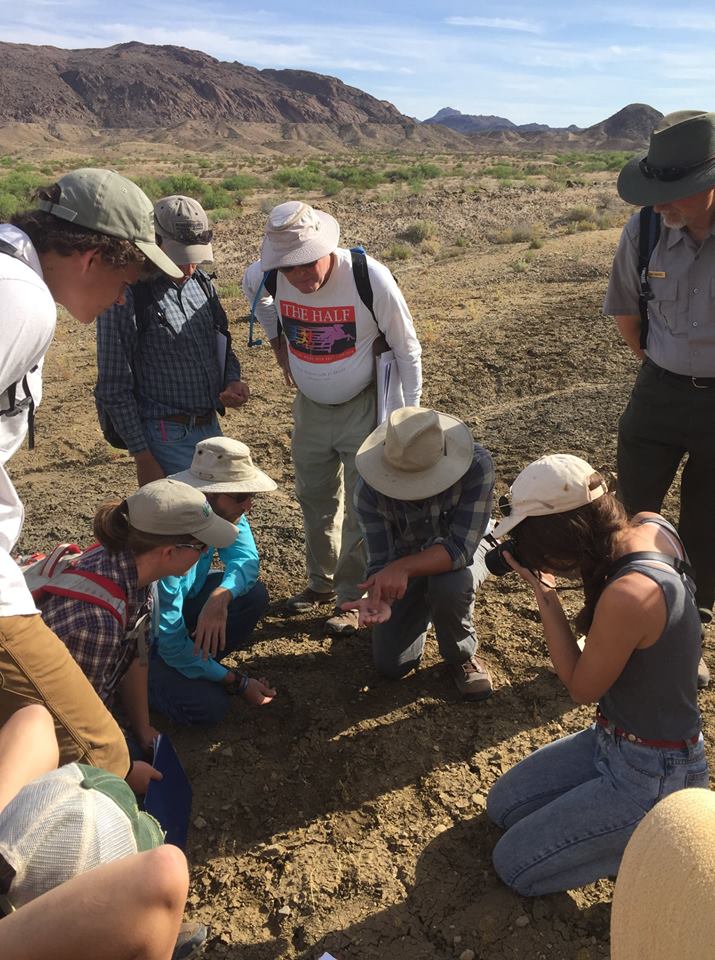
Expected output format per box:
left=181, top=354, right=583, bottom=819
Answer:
left=36, top=168, right=183, bottom=279
left=617, top=110, right=715, bottom=205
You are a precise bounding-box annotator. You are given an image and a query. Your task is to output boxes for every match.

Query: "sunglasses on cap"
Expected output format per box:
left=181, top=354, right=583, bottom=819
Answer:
left=497, top=494, right=512, bottom=516
left=168, top=224, right=214, bottom=245
left=638, top=155, right=715, bottom=183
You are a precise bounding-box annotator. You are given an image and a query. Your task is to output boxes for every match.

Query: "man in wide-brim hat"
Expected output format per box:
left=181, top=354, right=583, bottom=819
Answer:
left=342, top=407, right=495, bottom=701
left=604, top=110, right=715, bottom=688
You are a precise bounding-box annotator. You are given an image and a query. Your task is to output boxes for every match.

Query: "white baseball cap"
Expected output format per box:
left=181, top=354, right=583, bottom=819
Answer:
left=493, top=454, right=608, bottom=538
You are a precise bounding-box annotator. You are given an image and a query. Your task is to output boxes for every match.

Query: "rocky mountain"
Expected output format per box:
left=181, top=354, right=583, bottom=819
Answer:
left=424, top=107, right=580, bottom=134
left=0, top=41, right=464, bottom=150
left=582, top=103, right=663, bottom=144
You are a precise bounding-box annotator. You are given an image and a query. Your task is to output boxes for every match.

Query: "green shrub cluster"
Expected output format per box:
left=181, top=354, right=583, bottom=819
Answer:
left=0, top=168, right=48, bottom=220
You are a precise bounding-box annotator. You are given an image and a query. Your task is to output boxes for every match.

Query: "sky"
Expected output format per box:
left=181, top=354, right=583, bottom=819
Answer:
left=2, top=1, right=714, bottom=127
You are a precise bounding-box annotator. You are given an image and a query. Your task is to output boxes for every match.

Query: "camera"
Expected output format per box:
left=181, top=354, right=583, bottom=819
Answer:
left=484, top=535, right=520, bottom=577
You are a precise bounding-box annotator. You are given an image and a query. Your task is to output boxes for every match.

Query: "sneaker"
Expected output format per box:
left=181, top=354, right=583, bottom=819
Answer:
left=452, top=654, right=493, bottom=701
left=172, top=922, right=207, bottom=960
left=284, top=587, right=336, bottom=614
left=324, top=608, right=360, bottom=636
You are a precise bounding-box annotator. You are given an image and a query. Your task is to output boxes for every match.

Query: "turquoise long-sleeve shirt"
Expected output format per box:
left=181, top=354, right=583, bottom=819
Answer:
left=155, top=515, right=259, bottom=682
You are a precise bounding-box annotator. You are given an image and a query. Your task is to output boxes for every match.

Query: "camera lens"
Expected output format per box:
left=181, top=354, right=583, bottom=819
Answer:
left=484, top=538, right=518, bottom=577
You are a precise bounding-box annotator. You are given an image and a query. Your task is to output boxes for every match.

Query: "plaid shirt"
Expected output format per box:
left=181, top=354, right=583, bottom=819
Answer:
left=354, top=444, right=495, bottom=576
left=40, top=547, right=152, bottom=704
left=95, top=271, right=241, bottom=453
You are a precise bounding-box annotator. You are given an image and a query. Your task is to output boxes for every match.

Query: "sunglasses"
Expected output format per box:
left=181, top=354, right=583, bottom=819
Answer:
left=166, top=225, right=213, bottom=245
left=498, top=494, right=512, bottom=516
left=174, top=542, right=209, bottom=553
left=226, top=492, right=255, bottom=503
left=638, top=155, right=715, bottom=183
left=280, top=259, right=319, bottom=274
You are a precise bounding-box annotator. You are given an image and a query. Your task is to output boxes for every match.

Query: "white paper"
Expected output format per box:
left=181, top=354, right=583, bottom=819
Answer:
left=376, top=349, right=405, bottom=425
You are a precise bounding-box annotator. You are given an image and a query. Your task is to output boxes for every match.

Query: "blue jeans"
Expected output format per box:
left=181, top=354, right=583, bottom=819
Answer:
left=148, top=576, right=269, bottom=726
left=486, top=724, right=709, bottom=896
left=144, top=416, right=222, bottom=475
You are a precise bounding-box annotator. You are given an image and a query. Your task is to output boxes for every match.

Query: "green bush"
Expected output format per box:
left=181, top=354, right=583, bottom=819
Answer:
left=484, top=163, right=520, bottom=179
left=221, top=173, right=262, bottom=192
left=273, top=166, right=326, bottom=191
left=400, top=220, right=436, bottom=244
left=386, top=243, right=411, bottom=261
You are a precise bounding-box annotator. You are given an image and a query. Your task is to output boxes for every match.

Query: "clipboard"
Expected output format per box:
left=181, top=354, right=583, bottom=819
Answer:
left=144, top=734, right=192, bottom=850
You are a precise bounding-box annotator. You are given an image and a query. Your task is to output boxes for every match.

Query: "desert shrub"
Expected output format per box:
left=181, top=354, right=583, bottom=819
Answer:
left=327, top=166, right=384, bottom=190
left=512, top=259, right=529, bottom=273
left=386, top=243, right=411, bottom=261
left=420, top=238, right=440, bottom=256
left=273, top=166, right=326, bottom=191
left=567, top=219, right=597, bottom=233
left=400, top=220, right=437, bottom=244
left=484, top=163, right=520, bottom=179
left=209, top=207, right=238, bottom=222
left=529, top=238, right=543, bottom=249
left=454, top=236, right=468, bottom=247
left=492, top=221, right=540, bottom=244
left=215, top=281, right=242, bottom=298
left=564, top=204, right=598, bottom=223
left=221, top=173, right=262, bottom=192
left=385, top=161, right=442, bottom=183
left=0, top=168, right=48, bottom=216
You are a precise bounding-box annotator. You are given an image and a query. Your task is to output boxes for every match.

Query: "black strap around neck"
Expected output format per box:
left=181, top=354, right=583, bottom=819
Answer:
left=609, top=550, right=695, bottom=582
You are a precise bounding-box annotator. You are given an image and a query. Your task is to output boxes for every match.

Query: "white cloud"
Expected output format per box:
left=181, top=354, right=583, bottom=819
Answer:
left=445, top=16, right=540, bottom=33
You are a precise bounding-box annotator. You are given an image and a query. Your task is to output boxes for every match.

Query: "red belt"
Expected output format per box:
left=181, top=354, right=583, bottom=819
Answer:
left=595, top=710, right=699, bottom=750
left=163, top=412, right=214, bottom=426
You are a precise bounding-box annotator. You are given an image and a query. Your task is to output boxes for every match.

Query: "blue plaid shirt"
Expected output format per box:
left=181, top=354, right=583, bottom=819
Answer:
left=354, top=444, right=494, bottom=576
left=95, top=271, right=241, bottom=454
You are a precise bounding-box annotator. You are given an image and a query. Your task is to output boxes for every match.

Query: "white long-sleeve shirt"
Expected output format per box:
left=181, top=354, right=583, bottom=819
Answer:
left=243, top=249, right=422, bottom=405
left=0, top=225, right=56, bottom=615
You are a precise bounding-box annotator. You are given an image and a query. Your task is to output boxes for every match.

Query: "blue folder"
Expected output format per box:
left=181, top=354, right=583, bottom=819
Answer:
left=144, top=734, right=192, bottom=850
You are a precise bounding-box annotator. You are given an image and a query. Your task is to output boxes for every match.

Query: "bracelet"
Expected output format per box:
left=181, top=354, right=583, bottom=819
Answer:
left=237, top=673, right=250, bottom=696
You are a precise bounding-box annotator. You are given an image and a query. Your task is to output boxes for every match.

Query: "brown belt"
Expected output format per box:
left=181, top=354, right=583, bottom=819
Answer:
left=162, top=413, right=214, bottom=426
left=595, top=709, right=699, bottom=750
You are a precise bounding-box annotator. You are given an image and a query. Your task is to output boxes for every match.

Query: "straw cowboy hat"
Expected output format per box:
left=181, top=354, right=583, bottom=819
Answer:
left=611, top=788, right=715, bottom=960
left=617, top=110, right=715, bottom=205
left=260, top=201, right=340, bottom=271
left=355, top=407, right=473, bottom=501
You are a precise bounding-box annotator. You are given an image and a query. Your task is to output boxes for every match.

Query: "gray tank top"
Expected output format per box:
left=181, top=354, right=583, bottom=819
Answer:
left=598, top=517, right=701, bottom=741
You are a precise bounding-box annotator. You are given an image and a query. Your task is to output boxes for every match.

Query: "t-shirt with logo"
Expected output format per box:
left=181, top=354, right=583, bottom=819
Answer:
left=244, top=249, right=422, bottom=406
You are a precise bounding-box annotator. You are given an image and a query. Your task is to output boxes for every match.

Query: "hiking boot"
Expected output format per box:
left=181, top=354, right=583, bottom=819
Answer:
left=452, top=654, right=493, bottom=701
left=172, top=922, right=207, bottom=960
left=324, top=608, right=359, bottom=636
left=284, top=587, right=336, bottom=614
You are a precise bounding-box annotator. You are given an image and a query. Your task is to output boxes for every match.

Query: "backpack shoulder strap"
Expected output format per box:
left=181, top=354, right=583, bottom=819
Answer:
left=637, top=206, right=661, bottom=351
left=609, top=550, right=695, bottom=583
left=129, top=280, right=157, bottom=338
left=264, top=269, right=277, bottom=299
left=350, top=246, right=378, bottom=326
left=193, top=269, right=217, bottom=320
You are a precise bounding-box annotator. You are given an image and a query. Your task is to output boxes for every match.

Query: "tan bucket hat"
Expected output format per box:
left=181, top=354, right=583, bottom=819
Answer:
left=493, top=454, right=607, bottom=538
left=126, top=478, right=237, bottom=547
left=36, top=168, right=182, bottom=279
left=355, top=407, right=474, bottom=501
left=168, top=437, right=277, bottom=494
left=617, top=110, right=715, bottom=205
left=260, top=201, right=340, bottom=271
left=154, top=195, right=214, bottom=266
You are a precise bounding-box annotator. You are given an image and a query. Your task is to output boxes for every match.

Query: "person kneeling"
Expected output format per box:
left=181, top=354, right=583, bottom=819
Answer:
left=486, top=454, right=709, bottom=897
left=150, top=437, right=278, bottom=725
left=343, top=407, right=495, bottom=700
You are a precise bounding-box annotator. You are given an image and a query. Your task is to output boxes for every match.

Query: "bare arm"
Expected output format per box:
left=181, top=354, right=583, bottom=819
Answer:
left=614, top=313, right=645, bottom=361
left=118, top=658, right=159, bottom=755
left=134, top=449, right=165, bottom=487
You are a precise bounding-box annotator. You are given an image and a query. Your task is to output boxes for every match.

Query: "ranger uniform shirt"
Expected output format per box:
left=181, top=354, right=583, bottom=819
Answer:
left=603, top=210, right=715, bottom=377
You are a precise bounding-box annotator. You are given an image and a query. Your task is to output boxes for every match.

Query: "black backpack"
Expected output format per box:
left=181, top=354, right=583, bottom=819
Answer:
left=637, top=206, right=662, bottom=351
left=0, top=238, right=38, bottom=449
left=247, top=246, right=388, bottom=348
left=96, top=269, right=223, bottom=449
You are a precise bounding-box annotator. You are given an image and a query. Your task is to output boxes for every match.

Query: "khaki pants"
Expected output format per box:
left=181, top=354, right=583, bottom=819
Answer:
left=0, top=614, right=129, bottom=777
left=292, top=386, right=375, bottom=604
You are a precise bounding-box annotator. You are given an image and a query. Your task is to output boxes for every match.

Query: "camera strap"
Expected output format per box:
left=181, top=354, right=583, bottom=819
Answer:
left=608, top=550, right=695, bottom=582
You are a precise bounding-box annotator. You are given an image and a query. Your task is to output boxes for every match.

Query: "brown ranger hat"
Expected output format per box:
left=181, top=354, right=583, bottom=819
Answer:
left=617, top=110, right=715, bottom=205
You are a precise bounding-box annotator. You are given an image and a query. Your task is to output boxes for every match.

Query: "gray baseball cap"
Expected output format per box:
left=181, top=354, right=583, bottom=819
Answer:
left=154, top=195, right=214, bottom=266
left=36, top=168, right=183, bottom=279
left=126, top=478, right=237, bottom=547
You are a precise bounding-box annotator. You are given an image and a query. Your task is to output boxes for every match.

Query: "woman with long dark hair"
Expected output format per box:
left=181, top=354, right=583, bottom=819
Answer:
left=486, top=454, right=708, bottom=896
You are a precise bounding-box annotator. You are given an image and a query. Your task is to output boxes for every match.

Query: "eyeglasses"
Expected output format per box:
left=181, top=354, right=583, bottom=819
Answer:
left=174, top=542, right=209, bottom=553
left=638, top=155, right=715, bottom=182
left=165, top=225, right=213, bottom=245
left=226, top=492, right=255, bottom=503
left=280, top=260, right=319, bottom=274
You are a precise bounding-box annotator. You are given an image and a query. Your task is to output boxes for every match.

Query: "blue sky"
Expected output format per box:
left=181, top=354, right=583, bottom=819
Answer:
left=2, top=2, right=714, bottom=127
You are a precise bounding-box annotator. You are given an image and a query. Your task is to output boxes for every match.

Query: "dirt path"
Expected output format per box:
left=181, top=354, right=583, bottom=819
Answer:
left=10, top=171, right=713, bottom=959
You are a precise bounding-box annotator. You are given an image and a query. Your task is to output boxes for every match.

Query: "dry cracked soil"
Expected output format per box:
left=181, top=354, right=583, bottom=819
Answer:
left=10, top=167, right=714, bottom=959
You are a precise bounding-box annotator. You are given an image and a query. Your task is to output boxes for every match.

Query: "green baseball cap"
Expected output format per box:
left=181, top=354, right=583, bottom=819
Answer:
left=36, top=168, right=183, bottom=279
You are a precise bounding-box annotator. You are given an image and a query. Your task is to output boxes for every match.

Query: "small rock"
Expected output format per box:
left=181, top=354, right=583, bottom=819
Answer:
left=515, top=915, right=530, bottom=928
left=277, top=904, right=292, bottom=916
left=459, top=950, right=475, bottom=960
left=192, top=816, right=207, bottom=829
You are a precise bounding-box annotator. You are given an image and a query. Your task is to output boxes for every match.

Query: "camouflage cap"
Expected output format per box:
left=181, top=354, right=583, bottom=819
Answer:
left=36, top=168, right=182, bottom=279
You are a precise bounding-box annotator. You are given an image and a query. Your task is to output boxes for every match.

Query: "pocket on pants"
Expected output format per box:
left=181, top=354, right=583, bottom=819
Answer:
left=145, top=419, right=190, bottom=447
